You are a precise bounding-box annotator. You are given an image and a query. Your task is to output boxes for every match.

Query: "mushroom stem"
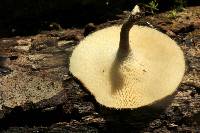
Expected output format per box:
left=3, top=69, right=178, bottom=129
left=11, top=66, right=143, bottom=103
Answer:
left=119, top=5, right=141, bottom=51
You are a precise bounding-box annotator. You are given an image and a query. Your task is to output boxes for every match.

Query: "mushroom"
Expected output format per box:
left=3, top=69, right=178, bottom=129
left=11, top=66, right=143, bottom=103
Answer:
left=69, top=5, right=185, bottom=109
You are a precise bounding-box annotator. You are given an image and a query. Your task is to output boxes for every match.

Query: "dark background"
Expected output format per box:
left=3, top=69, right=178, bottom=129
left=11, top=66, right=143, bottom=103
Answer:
left=0, top=0, right=199, bottom=37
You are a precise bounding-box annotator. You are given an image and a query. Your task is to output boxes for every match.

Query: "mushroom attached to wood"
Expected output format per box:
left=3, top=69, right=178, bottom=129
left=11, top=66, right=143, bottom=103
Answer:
left=69, top=6, right=185, bottom=109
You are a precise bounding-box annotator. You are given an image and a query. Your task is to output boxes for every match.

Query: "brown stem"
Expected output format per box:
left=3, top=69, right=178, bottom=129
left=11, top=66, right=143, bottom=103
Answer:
left=119, top=6, right=142, bottom=51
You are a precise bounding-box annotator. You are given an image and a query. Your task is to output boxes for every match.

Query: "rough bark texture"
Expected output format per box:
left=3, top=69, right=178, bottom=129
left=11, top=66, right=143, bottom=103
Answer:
left=0, top=6, right=199, bottom=132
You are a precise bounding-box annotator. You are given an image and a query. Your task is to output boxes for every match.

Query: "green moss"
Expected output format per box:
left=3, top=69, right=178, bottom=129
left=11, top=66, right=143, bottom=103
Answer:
left=168, top=9, right=177, bottom=19
left=171, top=0, right=187, bottom=11
left=144, top=0, right=159, bottom=14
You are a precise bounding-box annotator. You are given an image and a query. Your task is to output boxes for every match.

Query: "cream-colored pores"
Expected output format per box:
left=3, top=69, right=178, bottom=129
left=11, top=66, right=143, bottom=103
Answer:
left=69, top=7, right=185, bottom=109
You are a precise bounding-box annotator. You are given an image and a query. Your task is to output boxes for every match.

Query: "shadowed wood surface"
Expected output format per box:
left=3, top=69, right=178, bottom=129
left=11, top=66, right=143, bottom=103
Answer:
left=0, top=6, right=199, bottom=132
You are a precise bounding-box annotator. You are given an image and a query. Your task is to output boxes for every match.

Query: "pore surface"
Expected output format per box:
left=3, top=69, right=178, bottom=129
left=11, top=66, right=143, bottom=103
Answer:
left=70, top=25, right=185, bottom=108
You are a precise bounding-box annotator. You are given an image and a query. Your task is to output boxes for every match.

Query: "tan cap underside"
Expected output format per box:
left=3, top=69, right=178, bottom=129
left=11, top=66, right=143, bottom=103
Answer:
left=70, top=25, right=185, bottom=109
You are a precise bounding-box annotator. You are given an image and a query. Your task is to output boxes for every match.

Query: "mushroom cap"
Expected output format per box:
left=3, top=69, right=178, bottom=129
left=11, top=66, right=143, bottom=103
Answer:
left=69, top=25, right=185, bottom=109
